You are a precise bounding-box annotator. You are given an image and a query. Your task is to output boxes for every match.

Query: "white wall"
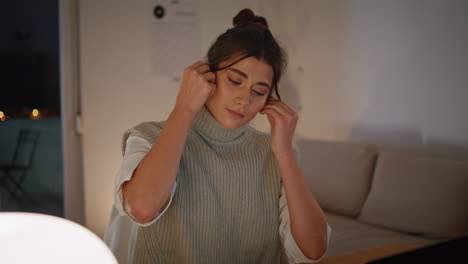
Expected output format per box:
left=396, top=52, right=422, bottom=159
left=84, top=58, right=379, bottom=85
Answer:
left=78, top=0, right=468, bottom=236
left=294, top=0, right=468, bottom=148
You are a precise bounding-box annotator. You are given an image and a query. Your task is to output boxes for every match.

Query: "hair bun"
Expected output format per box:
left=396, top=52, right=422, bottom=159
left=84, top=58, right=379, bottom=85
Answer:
left=233, top=8, right=269, bottom=29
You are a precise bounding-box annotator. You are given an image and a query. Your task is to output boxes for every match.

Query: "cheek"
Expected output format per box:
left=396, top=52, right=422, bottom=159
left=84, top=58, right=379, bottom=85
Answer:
left=206, top=82, right=228, bottom=106
left=217, top=80, right=235, bottom=98
left=250, top=99, right=267, bottom=114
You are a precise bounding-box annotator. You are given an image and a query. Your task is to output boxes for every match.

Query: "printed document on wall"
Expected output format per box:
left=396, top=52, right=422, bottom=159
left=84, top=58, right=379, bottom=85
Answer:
left=150, top=0, right=201, bottom=79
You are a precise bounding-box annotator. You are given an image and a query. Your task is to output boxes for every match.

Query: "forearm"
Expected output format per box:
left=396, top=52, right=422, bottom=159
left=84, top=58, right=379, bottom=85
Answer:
left=275, top=149, right=328, bottom=260
left=122, top=107, right=194, bottom=222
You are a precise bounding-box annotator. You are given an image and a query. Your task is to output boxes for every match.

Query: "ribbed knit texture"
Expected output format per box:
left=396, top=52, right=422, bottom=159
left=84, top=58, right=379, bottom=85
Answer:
left=122, top=106, right=287, bottom=264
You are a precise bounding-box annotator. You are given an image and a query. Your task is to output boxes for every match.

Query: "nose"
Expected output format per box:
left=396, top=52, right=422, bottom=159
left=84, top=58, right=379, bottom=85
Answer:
left=234, top=86, right=251, bottom=106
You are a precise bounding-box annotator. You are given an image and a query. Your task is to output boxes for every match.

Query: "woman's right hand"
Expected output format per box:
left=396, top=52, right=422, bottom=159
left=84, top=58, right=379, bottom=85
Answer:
left=174, top=61, right=216, bottom=117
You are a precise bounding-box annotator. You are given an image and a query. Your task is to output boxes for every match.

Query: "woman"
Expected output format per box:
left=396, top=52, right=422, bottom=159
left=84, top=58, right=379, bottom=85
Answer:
left=104, top=8, right=331, bottom=264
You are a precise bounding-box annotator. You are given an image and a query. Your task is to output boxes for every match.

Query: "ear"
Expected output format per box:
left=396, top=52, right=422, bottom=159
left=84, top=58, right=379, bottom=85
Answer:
left=208, top=83, right=217, bottom=97
left=260, top=97, right=269, bottom=110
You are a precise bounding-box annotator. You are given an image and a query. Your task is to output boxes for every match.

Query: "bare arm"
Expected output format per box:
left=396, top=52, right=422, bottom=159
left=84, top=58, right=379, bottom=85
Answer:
left=121, top=61, right=216, bottom=223
left=261, top=97, right=328, bottom=260
left=122, top=108, right=194, bottom=223
left=275, top=150, right=328, bottom=260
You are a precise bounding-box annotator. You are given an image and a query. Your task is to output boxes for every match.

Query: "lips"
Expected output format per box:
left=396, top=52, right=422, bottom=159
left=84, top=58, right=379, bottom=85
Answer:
left=227, top=108, right=245, bottom=118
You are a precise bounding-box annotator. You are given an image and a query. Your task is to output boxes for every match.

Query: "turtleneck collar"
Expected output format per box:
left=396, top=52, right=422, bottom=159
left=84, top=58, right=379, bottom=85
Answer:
left=191, top=105, right=251, bottom=143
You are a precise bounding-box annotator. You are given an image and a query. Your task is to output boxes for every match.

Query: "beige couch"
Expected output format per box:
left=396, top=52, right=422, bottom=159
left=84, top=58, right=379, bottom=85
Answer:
left=297, top=139, right=468, bottom=257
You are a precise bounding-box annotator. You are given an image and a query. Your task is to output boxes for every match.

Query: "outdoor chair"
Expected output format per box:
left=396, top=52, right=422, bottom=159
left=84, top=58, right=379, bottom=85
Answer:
left=0, top=128, right=40, bottom=204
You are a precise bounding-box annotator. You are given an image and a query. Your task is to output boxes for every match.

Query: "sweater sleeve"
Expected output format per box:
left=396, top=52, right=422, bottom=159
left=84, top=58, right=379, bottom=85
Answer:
left=279, top=184, right=332, bottom=263
left=114, top=135, right=177, bottom=226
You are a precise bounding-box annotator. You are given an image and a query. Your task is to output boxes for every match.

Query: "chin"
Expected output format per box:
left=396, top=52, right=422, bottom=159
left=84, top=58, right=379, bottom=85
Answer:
left=219, top=120, right=245, bottom=130
left=206, top=104, right=252, bottom=130
left=218, top=113, right=252, bottom=130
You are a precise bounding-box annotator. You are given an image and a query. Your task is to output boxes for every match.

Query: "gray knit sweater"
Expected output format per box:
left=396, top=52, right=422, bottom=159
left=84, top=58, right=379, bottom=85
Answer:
left=122, top=106, right=288, bottom=264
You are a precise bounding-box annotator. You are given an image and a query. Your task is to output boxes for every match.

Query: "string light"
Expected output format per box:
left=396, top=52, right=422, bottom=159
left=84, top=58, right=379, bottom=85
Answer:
left=30, top=109, right=41, bottom=120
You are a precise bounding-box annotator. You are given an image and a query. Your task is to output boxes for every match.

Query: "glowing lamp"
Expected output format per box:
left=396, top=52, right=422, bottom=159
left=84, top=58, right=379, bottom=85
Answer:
left=30, top=109, right=40, bottom=119
left=0, top=212, right=118, bottom=263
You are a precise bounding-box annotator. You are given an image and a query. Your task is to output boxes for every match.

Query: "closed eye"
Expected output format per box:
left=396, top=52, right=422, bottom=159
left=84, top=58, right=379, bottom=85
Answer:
left=252, top=90, right=265, bottom=96
left=229, top=77, right=265, bottom=96
left=228, top=78, right=241, bottom=85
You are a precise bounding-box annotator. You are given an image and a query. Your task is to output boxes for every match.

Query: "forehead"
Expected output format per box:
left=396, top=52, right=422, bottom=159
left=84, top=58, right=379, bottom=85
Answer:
left=220, top=55, right=273, bottom=82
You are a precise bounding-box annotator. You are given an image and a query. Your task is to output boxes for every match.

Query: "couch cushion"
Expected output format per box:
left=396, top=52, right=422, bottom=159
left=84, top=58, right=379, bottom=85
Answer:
left=298, top=139, right=377, bottom=217
left=358, top=151, right=468, bottom=238
left=325, top=212, right=439, bottom=257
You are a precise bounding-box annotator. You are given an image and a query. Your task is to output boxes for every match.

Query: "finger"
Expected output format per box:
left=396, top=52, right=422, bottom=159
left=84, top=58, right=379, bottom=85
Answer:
left=260, top=108, right=283, bottom=124
left=261, top=107, right=284, bottom=119
left=189, top=60, right=204, bottom=69
left=276, top=101, right=296, bottom=116
left=265, top=100, right=295, bottom=116
left=204, top=72, right=216, bottom=83
left=195, top=64, right=211, bottom=74
left=262, top=104, right=289, bottom=119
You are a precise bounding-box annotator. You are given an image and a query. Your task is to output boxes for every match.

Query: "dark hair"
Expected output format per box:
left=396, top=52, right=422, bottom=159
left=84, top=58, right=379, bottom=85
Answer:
left=206, top=8, right=287, bottom=99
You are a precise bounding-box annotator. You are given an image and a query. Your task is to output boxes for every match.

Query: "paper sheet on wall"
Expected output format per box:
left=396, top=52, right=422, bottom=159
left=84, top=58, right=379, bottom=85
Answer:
left=150, top=0, right=201, bottom=80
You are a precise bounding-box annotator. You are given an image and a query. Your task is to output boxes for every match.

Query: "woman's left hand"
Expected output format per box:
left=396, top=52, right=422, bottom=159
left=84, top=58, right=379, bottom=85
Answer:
left=260, top=97, right=298, bottom=154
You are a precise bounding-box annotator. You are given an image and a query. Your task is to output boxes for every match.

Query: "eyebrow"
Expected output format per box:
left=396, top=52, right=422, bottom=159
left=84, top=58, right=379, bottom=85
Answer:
left=228, top=68, right=271, bottom=89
